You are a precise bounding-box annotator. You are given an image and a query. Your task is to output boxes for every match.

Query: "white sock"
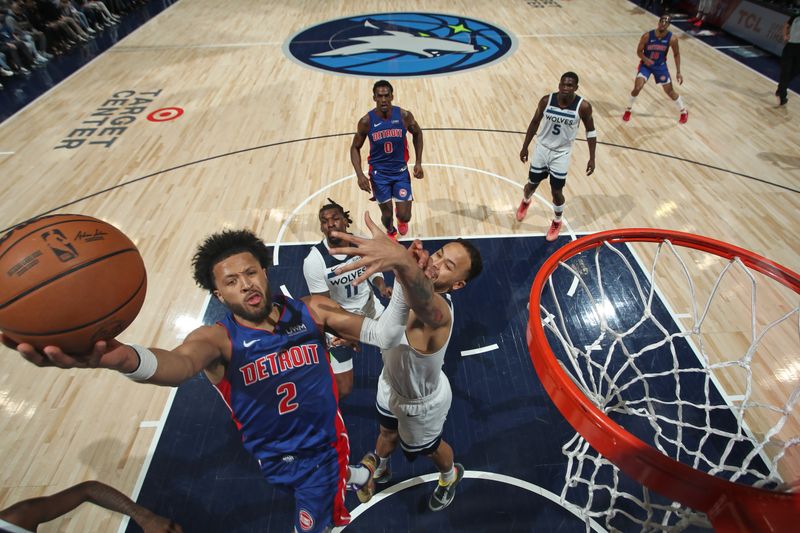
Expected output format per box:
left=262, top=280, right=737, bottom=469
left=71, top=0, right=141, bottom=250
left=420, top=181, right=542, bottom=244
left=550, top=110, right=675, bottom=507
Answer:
left=675, top=95, right=686, bottom=112
left=440, top=465, right=457, bottom=485
left=347, top=464, right=370, bottom=487
left=553, top=202, right=565, bottom=222
left=627, top=95, right=637, bottom=110
left=374, top=454, right=389, bottom=476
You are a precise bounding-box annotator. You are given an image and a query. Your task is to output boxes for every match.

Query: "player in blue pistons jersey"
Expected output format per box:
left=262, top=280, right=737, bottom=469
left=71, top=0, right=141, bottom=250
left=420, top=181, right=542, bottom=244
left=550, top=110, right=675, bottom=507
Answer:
left=350, top=80, right=424, bottom=240
left=623, top=14, right=688, bottom=124
left=6, top=228, right=419, bottom=533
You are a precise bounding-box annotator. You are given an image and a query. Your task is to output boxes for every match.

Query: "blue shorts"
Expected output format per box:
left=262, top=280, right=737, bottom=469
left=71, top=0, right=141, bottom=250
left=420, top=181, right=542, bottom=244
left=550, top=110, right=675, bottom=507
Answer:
left=370, top=168, right=413, bottom=204
left=259, top=446, right=347, bottom=532
left=637, top=62, right=671, bottom=85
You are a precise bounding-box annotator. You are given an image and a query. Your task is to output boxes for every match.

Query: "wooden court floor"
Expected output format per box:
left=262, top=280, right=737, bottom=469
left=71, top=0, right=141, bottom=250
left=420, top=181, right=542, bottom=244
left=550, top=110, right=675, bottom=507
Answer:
left=0, top=1, right=797, bottom=531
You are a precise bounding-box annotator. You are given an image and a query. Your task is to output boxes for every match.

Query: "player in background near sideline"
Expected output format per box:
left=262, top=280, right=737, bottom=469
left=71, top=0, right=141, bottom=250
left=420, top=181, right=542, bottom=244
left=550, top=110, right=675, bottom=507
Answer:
left=516, top=71, right=596, bottom=242
left=350, top=80, right=424, bottom=240
left=623, top=14, right=688, bottom=124
left=777, top=13, right=800, bottom=106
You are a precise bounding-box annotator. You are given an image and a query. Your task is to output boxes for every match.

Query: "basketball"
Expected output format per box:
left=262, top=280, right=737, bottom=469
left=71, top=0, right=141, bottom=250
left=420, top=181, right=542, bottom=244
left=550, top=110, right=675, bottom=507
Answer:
left=0, top=214, right=147, bottom=354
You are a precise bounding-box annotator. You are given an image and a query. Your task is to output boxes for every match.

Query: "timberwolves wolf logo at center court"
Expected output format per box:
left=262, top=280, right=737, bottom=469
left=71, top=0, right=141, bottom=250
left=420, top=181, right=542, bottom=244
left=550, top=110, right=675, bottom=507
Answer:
left=284, top=13, right=516, bottom=77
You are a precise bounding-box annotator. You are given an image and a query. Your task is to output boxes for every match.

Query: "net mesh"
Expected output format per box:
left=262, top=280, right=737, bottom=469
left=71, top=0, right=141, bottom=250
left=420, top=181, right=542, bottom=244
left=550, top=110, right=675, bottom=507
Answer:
left=537, top=237, right=799, bottom=532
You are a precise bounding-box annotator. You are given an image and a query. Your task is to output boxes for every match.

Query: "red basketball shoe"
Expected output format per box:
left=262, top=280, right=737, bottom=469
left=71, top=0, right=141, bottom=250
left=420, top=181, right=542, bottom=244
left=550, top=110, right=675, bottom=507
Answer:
left=515, top=199, right=531, bottom=222
left=622, top=109, right=632, bottom=122
left=545, top=220, right=562, bottom=242
left=397, top=220, right=408, bottom=236
left=679, top=110, right=688, bottom=124
left=387, top=229, right=398, bottom=241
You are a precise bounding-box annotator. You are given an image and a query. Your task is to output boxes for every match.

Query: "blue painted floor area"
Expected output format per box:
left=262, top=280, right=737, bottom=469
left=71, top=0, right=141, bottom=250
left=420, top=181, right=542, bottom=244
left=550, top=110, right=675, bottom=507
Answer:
left=0, top=0, right=179, bottom=123
left=126, top=235, right=756, bottom=532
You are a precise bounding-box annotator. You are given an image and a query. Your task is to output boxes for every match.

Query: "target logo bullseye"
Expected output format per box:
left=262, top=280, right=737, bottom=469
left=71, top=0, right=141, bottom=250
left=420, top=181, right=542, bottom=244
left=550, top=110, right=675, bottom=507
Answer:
left=147, top=107, right=184, bottom=122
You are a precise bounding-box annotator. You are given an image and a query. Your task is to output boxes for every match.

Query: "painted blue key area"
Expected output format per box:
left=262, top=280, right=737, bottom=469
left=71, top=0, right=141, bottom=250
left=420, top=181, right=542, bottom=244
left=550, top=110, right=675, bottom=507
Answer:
left=126, top=236, right=765, bottom=532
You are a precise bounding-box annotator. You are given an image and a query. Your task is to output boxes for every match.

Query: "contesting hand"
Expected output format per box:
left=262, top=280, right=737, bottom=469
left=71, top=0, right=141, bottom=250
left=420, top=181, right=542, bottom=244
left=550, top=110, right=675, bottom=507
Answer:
left=329, top=212, right=423, bottom=285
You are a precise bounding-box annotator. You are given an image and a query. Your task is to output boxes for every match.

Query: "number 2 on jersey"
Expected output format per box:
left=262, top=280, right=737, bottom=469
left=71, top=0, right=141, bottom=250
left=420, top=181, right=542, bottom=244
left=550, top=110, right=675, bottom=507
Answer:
left=277, top=382, right=299, bottom=414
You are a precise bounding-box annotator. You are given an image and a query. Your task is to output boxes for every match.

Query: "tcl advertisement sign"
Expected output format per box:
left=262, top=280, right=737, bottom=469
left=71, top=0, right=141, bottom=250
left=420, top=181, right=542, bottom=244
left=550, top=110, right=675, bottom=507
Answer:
left=722, top=1, right=790, bottom=55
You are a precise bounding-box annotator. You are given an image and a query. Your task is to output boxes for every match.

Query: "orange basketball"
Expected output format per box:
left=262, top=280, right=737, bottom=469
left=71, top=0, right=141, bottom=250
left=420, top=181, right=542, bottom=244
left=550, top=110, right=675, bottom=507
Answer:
left=0, top=214, right=147, bottom=354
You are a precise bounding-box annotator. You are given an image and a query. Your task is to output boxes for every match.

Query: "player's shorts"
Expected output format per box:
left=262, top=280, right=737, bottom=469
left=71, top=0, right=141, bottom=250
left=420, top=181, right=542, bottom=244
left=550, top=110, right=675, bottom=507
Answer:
left=369, top=167, right=413, bottom=204
left=328, top=343, right=354, bottom=374
left=375, top=370, right=452, bottom=459
left=529, top=143, right=573, bottom=184
left=637, top=62, right=672, bottom=85
left=258, top=418, right=350, bottom=531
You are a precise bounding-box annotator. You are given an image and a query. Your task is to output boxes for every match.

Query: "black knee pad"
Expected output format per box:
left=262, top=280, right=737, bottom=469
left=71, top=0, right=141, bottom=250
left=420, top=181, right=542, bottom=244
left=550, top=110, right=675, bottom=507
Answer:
left=528, top=169, right=548, bottom=184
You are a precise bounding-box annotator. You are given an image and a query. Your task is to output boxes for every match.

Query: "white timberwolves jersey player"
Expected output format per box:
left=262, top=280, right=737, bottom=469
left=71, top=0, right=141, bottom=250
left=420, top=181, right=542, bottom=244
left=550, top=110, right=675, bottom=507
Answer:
left=303, top=239, right=384, bottom=318
left=538, top=93, right=583, bottom=152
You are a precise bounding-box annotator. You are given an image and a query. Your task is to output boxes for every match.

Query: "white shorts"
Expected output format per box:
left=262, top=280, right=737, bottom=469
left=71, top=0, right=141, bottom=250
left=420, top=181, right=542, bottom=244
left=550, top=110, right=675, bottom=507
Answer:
left=375, top=370, right=452, bottom=453
left=328, top=345, right=353, bottom=374
left=530, top=143, right=573, bottom=180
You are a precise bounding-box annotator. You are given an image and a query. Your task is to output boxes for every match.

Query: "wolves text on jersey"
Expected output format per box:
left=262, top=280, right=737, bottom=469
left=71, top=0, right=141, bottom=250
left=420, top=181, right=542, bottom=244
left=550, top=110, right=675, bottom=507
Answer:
left=239, top=344, right=322, bottom=386
left=545, top=114, right=578, bottom=126
left=328, top=266, right=368, bottom=285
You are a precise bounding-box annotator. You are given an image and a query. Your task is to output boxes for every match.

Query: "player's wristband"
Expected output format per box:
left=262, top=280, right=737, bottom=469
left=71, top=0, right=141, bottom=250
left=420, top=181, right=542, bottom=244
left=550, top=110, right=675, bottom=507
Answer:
left=586, top=130, right=597, bottom=139
left=122, top=344, right=158, bottom=381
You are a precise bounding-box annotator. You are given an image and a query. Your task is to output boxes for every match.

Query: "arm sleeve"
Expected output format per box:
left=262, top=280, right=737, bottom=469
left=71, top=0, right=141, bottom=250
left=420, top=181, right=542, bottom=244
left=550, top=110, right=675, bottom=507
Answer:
left=359, top=281, right=408, bottom=350
left=303, top=250, right=329, bottom=294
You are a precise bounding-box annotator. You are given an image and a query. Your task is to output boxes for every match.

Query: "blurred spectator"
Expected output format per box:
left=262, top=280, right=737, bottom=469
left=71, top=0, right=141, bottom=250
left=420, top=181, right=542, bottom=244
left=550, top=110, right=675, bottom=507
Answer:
left=0, top=49, right=14, bottom=88
left=59, top=0, right=95, bottom=36
left=5, top=1, right=51, bottom=65
left=689, top=0, right=712, bottom=28
left=75, top=0, right=120, bottom=31
left=0, top=18, right=35, bottom=73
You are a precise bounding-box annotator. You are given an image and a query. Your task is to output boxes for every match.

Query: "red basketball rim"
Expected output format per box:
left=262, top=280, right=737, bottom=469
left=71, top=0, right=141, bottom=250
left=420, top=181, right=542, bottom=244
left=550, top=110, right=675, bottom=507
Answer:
left=527, top=228, right=800, bottom=532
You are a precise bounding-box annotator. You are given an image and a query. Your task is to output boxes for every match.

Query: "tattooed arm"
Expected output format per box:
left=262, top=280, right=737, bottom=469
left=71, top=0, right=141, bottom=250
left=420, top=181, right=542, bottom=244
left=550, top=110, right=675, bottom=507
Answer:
left=328, top=214, right=450, bottom=331
left=392, top=247, right=449, bottom=329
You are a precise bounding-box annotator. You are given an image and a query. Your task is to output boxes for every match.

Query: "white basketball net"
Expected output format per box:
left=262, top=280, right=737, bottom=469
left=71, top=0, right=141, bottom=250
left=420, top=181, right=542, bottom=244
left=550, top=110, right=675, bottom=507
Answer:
left=538, top=237, right=800, bottom=532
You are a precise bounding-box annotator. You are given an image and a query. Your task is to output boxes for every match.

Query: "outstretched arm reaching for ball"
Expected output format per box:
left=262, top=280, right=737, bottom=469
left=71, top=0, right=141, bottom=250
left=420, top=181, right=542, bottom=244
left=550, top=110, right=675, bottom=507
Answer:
left=329, top=213, right=450, bottom=330
left=2, top=324, right=229, bottom=387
